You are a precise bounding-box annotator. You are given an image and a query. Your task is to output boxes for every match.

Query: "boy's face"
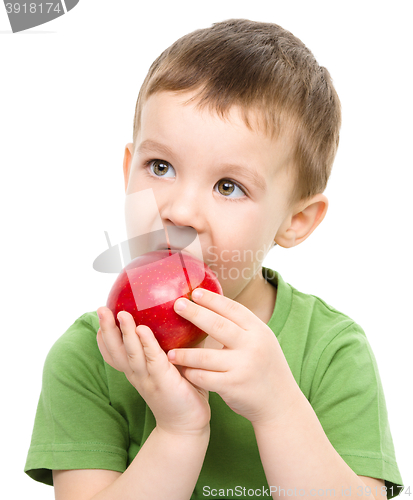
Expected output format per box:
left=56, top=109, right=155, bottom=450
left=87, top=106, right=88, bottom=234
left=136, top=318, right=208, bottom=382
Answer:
left=123, top=91, right=297, bottom=301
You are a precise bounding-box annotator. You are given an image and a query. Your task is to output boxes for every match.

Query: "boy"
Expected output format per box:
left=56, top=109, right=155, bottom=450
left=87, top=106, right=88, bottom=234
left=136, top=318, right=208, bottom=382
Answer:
left=25, top=19, right=403, bottom=500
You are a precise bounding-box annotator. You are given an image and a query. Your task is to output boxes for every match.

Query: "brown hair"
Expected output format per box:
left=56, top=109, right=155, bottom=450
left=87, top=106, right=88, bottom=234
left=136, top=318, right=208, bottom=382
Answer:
left=132, top=19, right=341, bottom=204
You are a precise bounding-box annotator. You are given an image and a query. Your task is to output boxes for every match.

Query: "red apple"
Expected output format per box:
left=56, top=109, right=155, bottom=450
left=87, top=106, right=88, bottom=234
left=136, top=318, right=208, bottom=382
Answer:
left=106, top=249, right=223, bottom=352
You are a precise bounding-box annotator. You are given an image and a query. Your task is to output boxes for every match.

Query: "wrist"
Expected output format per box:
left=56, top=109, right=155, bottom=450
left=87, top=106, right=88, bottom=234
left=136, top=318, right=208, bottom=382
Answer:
left=251, top=383, right=305, bottom=431
left=155, top=423, right=211, bottom=443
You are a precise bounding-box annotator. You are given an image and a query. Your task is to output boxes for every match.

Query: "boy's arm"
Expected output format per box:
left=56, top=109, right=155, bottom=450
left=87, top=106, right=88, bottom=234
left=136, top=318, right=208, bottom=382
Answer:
left=168, top=289, right=391, bottom=500
left=53, top=425, right=210, bottom=500
left=52, top=307, right=211, bottom=500
left=252, top=394, right=387, bottom=499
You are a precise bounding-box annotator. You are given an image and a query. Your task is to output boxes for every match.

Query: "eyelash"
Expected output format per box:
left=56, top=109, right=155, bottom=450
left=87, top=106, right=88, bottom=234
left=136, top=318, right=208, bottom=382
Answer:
left=144, top=159, right=248, bottom=202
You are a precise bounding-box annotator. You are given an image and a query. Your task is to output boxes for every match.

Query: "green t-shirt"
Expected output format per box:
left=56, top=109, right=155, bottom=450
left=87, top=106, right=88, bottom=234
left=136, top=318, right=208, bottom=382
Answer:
left=24, top=269, right=403, bottom=498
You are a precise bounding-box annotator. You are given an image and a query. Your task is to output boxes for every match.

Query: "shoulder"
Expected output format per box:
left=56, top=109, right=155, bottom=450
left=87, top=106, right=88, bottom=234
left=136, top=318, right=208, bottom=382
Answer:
left=26, top=312, right=132, bottom=485
left=289, top=283, right=369, bottom=353
left=264, top=268, right=374, bottom=392
left=43, top=311, right=107, bottom=389
left=47, top=311, right=100, bottom=355
left=265, top=267, right=363, bottom=343
left=262, top=270, right=403, bottom=494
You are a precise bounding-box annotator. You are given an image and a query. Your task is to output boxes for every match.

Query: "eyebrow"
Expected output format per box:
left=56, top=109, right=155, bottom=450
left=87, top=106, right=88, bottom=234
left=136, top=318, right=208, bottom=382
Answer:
left=214, top=163, right=266, bottom=192
left=136, top=140, right=175, bottom=161
left=136, top=139, right=266, bottom=192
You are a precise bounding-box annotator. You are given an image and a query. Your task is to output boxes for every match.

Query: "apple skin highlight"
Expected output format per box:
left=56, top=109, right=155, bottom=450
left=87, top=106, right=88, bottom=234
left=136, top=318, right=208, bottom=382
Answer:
left=106, top=249, right=223, bottom=352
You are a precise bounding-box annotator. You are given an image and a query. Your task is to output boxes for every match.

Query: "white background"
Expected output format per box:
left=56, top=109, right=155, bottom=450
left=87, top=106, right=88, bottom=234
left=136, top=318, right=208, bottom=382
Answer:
left=1, top=1, right=412, bottom=498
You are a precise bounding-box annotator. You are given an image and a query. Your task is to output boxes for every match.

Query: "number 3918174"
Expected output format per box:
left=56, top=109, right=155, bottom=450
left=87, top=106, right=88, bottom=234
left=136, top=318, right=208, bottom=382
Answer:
left=5, top=3, right=62, bottom=14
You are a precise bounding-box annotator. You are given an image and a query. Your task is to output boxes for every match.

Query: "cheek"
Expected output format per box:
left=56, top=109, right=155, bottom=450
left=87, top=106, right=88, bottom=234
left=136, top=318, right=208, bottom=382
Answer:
left=206, top=239, right=268, bottom=291
left=206, top=206, right=274, bottom=265
left=126, top=163, right=152, bottom=195
left=124, top=178, right=169, bottom=259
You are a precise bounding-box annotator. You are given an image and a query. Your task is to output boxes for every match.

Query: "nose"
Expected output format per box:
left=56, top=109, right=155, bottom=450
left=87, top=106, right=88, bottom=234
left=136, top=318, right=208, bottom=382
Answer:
left=161, top=182, right=203, bottom=231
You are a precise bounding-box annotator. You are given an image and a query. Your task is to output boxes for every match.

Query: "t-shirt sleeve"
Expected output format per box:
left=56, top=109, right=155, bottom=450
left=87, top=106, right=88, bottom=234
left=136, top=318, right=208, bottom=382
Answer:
left=24, top=312, right=129, bottom=486
left=307, top=322, right=403, bottom=498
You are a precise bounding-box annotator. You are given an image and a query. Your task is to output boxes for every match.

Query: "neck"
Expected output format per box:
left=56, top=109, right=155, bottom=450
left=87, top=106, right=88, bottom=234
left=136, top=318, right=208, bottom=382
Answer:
left=234, top=267, right=277, bottom=324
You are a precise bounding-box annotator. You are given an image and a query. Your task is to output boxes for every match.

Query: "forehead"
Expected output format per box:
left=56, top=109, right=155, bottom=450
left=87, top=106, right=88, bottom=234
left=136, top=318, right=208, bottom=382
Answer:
left=138, top=91, right=295, bottom=181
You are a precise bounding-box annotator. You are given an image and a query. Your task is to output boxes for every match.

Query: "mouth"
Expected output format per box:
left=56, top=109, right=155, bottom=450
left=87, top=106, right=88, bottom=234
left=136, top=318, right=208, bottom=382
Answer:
left=156, top=244, right=186, bottom=253
left=156, top=245, right=199, bottom=260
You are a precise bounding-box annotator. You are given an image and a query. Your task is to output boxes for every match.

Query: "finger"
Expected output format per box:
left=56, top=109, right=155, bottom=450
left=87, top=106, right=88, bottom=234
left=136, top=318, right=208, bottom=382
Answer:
left=168, top=347, right=229, bottom=372
left=191, top=288, right=258, bottom=330
left=97, top=307, right=131, bottom=373
left=97, top=328, right=116, bottom=367
left=117, top=311, right=147, bottom=376
left=174, top=296, right=240, bottom=348
left=180, top=365, right=225, bottom=394
left=135, top=323, right=170, bottom=378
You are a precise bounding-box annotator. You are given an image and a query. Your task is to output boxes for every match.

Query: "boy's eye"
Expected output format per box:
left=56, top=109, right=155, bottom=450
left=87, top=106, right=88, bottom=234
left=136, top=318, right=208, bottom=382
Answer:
left=215, top=179, right=246, bottom=199
left=149, top=159, right=176, bottom=178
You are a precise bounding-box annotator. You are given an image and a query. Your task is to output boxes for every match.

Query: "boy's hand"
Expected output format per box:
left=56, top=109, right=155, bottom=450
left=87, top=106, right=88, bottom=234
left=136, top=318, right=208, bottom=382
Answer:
left=167, top=288, right=301, bottom=426
left=96, top=307, right=210, bottom=436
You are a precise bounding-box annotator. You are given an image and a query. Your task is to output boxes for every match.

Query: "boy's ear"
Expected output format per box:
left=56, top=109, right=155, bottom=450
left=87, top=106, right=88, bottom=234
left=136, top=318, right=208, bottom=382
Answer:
left=123, top=143, right=134, bottom=192
left=275, top=193, right=328, bottom=248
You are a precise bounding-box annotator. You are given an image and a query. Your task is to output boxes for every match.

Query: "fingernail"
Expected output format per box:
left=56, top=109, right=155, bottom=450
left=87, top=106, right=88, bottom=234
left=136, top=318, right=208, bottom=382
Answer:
left=175, top=299, right=187, bottom=311
left=168, top=349, right=176, bottom=361
left=192, top=289, right=203, bottom=300
left=117, top=312, right=123, bottom=324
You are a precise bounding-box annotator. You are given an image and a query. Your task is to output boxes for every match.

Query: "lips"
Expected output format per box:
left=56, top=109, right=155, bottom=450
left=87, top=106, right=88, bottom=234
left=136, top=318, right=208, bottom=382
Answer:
left=156, top=244, right=184, bottom=252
